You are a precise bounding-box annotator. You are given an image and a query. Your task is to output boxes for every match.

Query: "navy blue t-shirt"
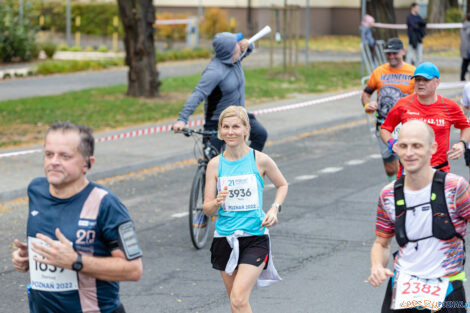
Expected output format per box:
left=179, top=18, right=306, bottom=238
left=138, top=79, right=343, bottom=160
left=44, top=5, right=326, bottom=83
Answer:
left=26, top=177, right=133, bottom=313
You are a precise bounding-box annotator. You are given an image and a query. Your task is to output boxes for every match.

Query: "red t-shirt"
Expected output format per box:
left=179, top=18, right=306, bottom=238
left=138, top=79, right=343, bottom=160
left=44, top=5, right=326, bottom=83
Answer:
left=381, top=94, right=470, bottom=174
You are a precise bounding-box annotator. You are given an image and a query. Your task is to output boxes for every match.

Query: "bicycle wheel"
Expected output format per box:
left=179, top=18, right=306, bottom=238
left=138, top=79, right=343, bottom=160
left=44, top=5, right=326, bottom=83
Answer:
left=189, top=165, right=211, bottom=249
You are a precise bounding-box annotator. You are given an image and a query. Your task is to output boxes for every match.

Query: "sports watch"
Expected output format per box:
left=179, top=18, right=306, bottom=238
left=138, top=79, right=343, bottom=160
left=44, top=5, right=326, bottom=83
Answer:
left=272, top=203, right=282, bottom=212
left=72, top=253, right=83, bottom=272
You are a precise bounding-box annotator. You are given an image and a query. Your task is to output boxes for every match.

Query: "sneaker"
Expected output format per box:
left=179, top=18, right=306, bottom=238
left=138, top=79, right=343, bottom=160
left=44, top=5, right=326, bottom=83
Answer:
left=193, top=211, right=208, bottom=228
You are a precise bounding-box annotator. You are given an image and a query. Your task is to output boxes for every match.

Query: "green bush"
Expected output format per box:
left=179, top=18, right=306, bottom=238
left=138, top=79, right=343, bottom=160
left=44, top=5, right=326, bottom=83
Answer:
left=36, top=59, right=124, bottom=75
left=40, top=42, right=57, bottom=59
left=155, top=48, right=211, bottom=63
left=85, top=46, right=95, bottom=52
left=446, top=7, right=463, bottom=23
left=97, top=45, right=108, bottom=53
left=57, top=43, right=69, bottom=51
left=0, top=0, right=38, bottom=62
left=70, top=46, right=82, bottom=52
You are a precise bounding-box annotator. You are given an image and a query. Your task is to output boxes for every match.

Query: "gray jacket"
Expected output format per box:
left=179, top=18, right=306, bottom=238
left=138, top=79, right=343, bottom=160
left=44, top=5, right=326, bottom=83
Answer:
left=177, top=32, right=253, bottom=123
left=461, top=21, right=470, bottom=59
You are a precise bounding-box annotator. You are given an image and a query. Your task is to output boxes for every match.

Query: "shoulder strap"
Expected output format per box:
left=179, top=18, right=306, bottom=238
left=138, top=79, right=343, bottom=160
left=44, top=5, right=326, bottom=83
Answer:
left=431, top=171, right=461, bottom=241
left=394, top=176, right=409, bottom=247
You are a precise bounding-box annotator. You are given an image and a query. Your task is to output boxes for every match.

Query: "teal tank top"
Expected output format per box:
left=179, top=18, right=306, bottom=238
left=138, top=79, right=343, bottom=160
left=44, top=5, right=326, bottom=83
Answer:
left=216, top=149, right=265, bottom=236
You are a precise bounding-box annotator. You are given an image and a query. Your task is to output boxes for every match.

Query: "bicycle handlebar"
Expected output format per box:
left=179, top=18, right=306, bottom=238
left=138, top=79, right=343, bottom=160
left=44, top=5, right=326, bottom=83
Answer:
left=176, top=128, right=218, bottom=138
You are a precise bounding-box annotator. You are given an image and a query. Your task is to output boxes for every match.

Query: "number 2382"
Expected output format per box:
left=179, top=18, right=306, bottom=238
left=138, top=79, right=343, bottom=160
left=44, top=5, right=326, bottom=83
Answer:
left=402, top=282, right=442, bottom=296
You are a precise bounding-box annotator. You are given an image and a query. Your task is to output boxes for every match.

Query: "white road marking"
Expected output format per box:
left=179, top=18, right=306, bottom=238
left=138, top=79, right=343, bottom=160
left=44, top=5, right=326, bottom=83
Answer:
left=171, top=212, right=189, bottom=218
left=345, top=159, right=366, bottom=166
left=265, top=183, right=275, bottom=189
left=369, top=154, right=382, bottom=159
left=295, top=175, right=318, bottom=181
left=319, top=167, right=343, bottom=174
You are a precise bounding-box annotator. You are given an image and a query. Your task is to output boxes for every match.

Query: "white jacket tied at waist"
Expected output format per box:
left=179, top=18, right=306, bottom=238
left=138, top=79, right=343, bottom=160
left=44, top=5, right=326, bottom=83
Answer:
left=214, top=229, right=282, bottom=287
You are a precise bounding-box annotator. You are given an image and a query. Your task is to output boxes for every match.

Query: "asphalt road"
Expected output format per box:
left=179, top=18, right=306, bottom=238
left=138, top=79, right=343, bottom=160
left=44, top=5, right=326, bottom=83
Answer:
left=2, top=120, right=469, bottom=313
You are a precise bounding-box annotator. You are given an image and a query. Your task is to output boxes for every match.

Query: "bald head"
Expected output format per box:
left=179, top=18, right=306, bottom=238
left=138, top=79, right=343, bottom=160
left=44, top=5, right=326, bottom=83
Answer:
left=398, top=120, right=435, bottom=146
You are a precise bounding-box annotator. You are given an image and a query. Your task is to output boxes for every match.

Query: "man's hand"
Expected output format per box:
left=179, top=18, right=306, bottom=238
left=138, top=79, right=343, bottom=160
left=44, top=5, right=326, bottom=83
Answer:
left=364, top=101, right=378, bottom=114
left=216, top=186, right=229, bottom=207
left=448, top=141, right=466, bottom=160
left=261, top=207, right=278, bottom=227
left=368, top=265, right=394, bottom=287
left=238, top=39, right=250, bottom=52
left=32, top=228, right=78, bottom=270
left=12, top=239, right=29, bottom=272
left=172, top=121, right=186, bottom=132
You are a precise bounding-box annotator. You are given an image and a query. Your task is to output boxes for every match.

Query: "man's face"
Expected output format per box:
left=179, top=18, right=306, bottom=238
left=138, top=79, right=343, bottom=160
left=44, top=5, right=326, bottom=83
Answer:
left=394, top=123, right=436, bottom=174
left=414, top=76, right=439, bottom=98
left=386, top=50, right=404, bottom=68
left=44, top=130, right=87, bottom=189
left=411, top=5, right=419, bottom=14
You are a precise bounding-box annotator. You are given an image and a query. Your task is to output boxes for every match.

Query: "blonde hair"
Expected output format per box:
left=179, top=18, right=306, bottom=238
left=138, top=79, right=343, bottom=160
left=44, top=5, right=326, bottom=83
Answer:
left=217, top=106, right=250, bottom=140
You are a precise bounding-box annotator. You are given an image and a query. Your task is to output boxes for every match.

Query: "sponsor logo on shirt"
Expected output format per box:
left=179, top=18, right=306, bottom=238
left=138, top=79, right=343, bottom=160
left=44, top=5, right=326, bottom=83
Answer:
left=407, top=111, right=420, bottom=115
left=78, top=220, right=97, bottom=227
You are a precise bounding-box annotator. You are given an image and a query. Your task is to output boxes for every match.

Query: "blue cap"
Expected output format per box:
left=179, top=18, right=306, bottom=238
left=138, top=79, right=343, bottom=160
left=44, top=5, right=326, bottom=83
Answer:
left=235, top=33, right=243, bottom=41
left=413, top=62, right=440, bottom=79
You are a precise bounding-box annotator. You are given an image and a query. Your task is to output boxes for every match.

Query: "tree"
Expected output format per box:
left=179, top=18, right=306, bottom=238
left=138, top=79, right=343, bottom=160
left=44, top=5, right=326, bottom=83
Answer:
left=365, top=0, right=397, bottom=40
left=116, top=0, right=160, bottom=97
left=427, top=0, right=446, bottom=23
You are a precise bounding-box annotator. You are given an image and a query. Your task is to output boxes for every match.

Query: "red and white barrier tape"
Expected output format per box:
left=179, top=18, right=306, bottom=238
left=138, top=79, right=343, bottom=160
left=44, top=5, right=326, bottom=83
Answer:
left=0, top=83, right=466, bottom=159
left=373, top=22, right=462, bottom=30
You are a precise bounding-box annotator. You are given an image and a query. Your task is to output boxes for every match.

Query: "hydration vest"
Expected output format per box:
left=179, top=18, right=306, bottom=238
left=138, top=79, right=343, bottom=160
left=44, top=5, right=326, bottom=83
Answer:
left=393, top=170, right=463, bottom=248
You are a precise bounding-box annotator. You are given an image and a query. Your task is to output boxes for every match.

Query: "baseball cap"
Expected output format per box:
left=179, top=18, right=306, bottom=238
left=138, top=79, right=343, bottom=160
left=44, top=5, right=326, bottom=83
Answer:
left=412, top=62, right=440, bottom=79
left=383, top=38, right=404, bottom=53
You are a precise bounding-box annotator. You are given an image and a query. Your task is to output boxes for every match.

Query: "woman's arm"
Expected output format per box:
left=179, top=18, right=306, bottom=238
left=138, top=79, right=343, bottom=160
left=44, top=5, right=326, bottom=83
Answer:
left=203, top=157, right=228, bottom=216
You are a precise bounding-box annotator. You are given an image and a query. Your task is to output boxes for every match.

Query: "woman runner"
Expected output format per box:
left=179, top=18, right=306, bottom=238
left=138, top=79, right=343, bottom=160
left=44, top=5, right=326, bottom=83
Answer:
left=203, top=106, right=288, bottom=313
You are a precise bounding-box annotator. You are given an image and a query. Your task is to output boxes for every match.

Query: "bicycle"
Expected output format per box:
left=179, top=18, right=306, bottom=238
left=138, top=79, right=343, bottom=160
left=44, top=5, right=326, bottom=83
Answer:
left=178, top=128, right=220, bottom=249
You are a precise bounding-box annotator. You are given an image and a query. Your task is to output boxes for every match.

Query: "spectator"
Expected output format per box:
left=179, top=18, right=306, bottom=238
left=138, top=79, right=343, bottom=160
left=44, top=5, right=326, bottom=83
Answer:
left=460, top=14, right=470, bottom=81
left=360, top=14, right=376, bottom=60
left=406, top=2, right=426, bottom=65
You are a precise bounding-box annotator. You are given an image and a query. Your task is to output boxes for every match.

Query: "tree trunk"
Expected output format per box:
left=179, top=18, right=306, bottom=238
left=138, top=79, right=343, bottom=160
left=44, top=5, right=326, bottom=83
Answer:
left=366, top=0, right=397, bottom=40
left=468, top=0, right=470, bottom=15
left=117, top=0, right=160, bottom=97
left=427, top=0, right=446, bottom=23
left=447, top=0, right=458, bottom=9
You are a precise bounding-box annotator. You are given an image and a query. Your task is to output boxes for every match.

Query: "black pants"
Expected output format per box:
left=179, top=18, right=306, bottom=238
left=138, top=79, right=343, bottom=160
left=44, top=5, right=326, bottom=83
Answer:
left=204, top=112, right=268, bottom=152
left=381, top=278, right=466, bottom=313
left=461, top=58, right=470, bottom=81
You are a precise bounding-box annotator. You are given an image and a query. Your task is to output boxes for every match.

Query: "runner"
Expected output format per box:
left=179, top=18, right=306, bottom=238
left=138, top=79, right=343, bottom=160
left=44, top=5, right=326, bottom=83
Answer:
left=203, top=106, right=288, bottom=313
left=380, top=62, right=470, bottom=177
left=361, top=37, right=415, bottom=181
left=172, top=32, right=267, bottom=152
left=11, top=122, right=142, bottom=313
left=369, top=120, right=470, bottom=313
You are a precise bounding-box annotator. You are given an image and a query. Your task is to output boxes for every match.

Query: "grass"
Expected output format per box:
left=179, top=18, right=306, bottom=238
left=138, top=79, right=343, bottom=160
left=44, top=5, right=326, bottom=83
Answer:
left=0, top=61, right=360, bottom=148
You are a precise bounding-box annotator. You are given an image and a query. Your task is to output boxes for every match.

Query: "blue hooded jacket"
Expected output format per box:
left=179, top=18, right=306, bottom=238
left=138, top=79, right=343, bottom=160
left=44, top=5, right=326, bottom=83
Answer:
left=177, top=32, right=254, bottom=123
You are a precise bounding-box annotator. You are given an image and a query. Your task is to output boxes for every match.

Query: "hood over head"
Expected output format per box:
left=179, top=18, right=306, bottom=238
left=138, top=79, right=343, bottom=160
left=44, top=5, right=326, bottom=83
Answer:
left=213, top=32, right=239, bottom=64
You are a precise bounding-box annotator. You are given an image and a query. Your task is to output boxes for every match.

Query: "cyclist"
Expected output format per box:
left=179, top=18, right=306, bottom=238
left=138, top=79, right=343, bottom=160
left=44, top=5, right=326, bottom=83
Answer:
left=369, top=120, right=470, bottom=312
left=11, top=122, right=142, bottom=313
left=172, top=32, right=268, bottom=152
left=361, top=37, right=415, bottom=182
left=203, top=106, right=288, bottom=313
left=380, top=62, right=470, bottom=177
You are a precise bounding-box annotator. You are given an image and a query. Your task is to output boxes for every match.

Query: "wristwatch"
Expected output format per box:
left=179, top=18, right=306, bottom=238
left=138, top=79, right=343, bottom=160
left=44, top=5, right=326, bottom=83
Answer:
left=72, top=253, right=83, bottom=272
left=272, top=203, right=282, bottom=212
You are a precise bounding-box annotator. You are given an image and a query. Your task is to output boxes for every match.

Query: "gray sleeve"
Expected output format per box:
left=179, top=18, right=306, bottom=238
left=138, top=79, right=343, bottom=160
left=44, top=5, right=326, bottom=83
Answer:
left=177, top=68, right=223, bottom=123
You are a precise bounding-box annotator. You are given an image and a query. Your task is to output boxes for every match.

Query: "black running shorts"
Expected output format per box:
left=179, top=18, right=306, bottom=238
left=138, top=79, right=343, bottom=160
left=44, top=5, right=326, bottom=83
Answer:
left=210, top=235, right=269, bottom=271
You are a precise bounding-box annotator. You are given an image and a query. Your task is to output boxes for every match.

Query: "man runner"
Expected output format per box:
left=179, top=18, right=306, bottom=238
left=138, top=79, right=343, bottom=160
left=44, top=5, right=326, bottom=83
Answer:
left=380, top=62, right=470, bottom=177
left=369, top=120, right=470, bottom=312
left=361, top=38, right=415, bottom=181
left=11, top=122, right=143, bottom=313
